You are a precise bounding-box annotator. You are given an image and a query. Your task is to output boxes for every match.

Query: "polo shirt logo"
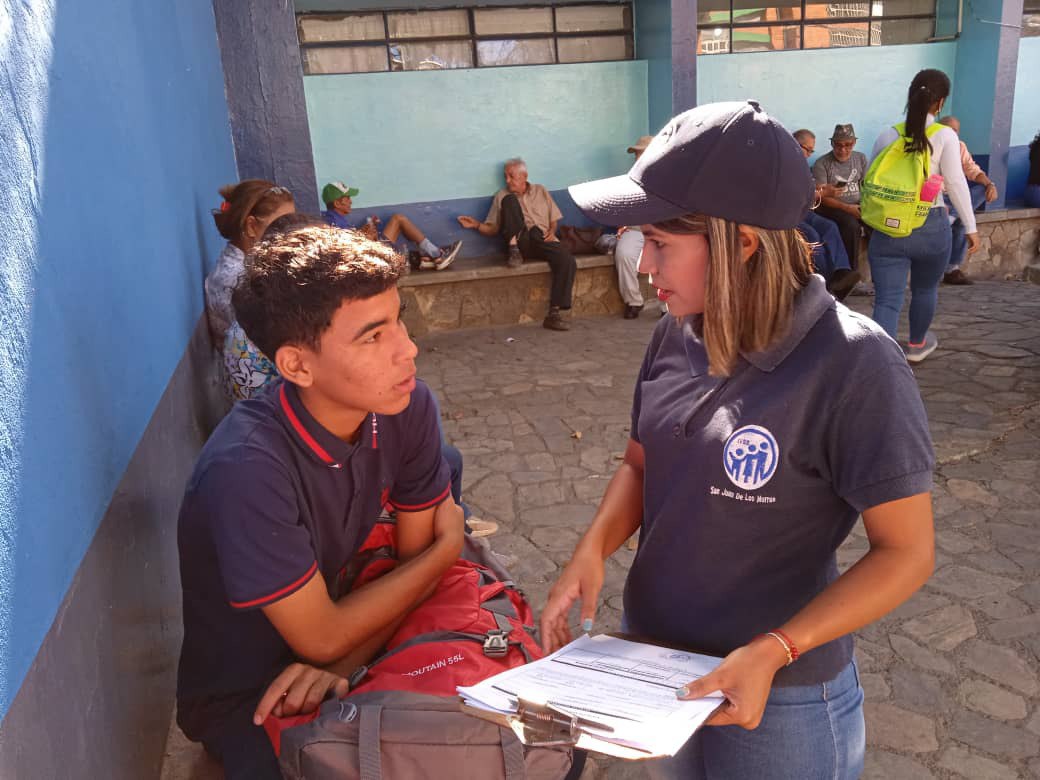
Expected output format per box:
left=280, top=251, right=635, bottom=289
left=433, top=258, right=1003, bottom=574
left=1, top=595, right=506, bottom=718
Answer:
left=723, top=425, right=779, bottom=490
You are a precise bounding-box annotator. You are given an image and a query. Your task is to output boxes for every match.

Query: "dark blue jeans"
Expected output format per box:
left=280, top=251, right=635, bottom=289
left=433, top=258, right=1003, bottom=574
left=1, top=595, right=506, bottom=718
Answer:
left=802, top=211, right=852, bottom=279
left=869, top=207, right=951, bottom=344
left=946, top=181, right=987, bottom=270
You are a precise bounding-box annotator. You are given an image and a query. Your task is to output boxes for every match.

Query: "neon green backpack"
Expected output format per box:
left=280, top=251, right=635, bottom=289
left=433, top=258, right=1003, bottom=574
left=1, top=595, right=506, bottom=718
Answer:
left=861, top=122, right=944, bottom=238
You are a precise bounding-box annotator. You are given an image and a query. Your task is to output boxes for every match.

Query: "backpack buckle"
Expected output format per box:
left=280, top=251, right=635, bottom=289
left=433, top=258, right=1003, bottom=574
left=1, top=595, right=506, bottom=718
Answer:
left=483, top=629, right=509, bottom=658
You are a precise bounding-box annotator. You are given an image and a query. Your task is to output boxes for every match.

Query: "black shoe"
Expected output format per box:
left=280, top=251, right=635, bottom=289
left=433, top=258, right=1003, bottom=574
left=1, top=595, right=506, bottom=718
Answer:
left=623, top=304, right=643, bottom=320
left=543, top=307, right=570, bottom=331
left=827, top=269, right=861, bottom=302
left=507, top=245, right=523, bottom=269
left=943, top=269, right=973, bottom=285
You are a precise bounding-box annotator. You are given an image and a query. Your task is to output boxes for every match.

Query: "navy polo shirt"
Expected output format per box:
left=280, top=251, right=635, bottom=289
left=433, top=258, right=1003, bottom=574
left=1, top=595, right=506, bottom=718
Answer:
left=176, top=379, right=449, bottom=738
left=624, top=275, right=934, bottom=686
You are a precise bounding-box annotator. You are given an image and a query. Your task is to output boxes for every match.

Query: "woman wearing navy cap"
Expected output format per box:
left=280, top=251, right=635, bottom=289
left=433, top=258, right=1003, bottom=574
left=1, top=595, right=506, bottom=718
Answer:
left=541, top=101, right=935, bottom=779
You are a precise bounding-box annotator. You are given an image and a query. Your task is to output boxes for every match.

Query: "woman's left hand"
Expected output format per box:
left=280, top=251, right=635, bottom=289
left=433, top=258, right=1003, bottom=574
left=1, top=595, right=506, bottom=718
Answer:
left=675, top=636, right=789, bottom=730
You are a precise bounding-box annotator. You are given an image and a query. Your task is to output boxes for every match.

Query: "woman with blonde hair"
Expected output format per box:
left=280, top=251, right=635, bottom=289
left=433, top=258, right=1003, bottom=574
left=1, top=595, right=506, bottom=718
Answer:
left=541, top=101, right=936, bottom=779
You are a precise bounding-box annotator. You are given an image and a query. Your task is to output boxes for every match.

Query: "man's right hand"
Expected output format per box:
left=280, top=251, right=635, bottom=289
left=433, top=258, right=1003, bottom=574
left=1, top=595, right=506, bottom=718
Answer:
left=846, top=204, right=861, bottom=219
left=253, top=662, right=349, bottom=725
left=457, top=215, right=480, bottom=230
left=966, top=232, right=981, bottom=254
left=540, top=548, right=604, bottom=654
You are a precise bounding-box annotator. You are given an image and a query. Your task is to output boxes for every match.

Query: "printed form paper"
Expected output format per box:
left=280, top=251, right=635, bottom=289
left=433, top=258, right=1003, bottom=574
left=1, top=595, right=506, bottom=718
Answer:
left=458, top=634, right=724, bottom=759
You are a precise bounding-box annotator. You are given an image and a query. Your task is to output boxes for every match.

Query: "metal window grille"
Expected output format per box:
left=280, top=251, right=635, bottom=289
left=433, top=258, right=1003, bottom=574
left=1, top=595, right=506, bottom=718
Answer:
left=297, top=3, right=634, bottom=74
left=696, top=0, right=939, bottom=53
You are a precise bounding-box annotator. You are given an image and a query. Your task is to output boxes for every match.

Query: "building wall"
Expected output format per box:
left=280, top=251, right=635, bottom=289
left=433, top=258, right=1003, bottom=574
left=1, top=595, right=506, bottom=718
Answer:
left=696, top=42, right=959, bottom=160
left=304, top=60, right=648, bottom=253
left=1011, top=36, right=1040, bottom=147
left=304, top=61, right=649, bottom=207
left=0, top=0, right=236, bottom=775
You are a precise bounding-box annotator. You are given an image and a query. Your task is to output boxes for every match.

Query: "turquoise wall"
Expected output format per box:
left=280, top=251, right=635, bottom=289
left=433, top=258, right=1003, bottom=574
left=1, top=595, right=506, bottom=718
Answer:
left=1011, top=37, right=1040, bottom=146
left=0, top=0, right=235, bottom=719
left=304, top=61, right=648, bottom=206
left=697, top=42, right=958, bottom=159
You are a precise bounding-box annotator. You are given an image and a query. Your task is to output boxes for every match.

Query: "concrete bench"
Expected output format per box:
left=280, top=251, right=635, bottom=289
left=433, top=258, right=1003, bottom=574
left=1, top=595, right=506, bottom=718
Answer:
left=399, top=252, right=653, bottom=336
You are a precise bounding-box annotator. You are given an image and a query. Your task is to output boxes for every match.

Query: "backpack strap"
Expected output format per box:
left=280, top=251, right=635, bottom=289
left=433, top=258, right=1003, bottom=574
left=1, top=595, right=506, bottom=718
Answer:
left=500, top=727, right=528, bottom=780
left=359, top=704, right=384, bottom=780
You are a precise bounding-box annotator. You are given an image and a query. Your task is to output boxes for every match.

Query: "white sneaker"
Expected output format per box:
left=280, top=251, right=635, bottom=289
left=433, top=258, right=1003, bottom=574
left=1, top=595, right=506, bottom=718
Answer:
left=906, top=331, right=939, bottom=363
left=418, top=259, right=436, bottom=271
left=435, top=240, right=462, bottom=270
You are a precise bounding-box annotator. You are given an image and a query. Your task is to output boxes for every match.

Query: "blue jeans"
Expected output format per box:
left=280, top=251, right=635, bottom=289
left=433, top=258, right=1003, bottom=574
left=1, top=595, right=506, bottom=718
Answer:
left=1025, top=185, right=1040, bottom=208
left=947, top=181, right=987, bottom=270
left=869, top=207, right=951, bottom=344
left=803, top=212, right=852, bottom=279
left=646, top=661, right=865, bottom=780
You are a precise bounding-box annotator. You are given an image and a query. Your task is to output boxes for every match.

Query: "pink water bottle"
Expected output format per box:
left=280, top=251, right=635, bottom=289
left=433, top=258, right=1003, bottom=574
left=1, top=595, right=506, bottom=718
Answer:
left=920, top=174, right=944, bottom=202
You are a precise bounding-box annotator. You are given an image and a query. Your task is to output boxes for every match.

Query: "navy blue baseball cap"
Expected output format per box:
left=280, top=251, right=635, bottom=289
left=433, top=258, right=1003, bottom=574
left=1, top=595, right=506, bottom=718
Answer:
left=569, top=101, right=814, bottom=230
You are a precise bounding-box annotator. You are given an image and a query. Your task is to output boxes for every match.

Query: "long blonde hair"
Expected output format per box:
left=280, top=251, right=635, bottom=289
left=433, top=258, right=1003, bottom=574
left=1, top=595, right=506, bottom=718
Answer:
left=654, top=214, right=813, bottom=377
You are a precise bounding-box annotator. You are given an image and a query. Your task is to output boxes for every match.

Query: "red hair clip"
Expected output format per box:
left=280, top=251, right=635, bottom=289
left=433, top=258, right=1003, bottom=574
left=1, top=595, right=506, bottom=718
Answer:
left=220, top=200, right=230, bottom=212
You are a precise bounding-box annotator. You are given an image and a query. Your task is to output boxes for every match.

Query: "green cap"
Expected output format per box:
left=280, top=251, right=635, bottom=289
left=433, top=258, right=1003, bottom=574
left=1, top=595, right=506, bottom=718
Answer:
left=322, top=181, right=360, bottom=205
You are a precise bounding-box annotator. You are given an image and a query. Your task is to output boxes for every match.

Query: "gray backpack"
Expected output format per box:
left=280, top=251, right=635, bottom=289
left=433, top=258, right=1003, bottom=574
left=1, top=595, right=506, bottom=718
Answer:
left=277, top=690, right=578, bottom=780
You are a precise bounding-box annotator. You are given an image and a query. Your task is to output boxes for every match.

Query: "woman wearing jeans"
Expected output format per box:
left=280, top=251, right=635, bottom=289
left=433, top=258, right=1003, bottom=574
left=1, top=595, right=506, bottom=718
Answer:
left=868, top=69, right=980, bottom=363
left=541, top=101, right=935, bottom=779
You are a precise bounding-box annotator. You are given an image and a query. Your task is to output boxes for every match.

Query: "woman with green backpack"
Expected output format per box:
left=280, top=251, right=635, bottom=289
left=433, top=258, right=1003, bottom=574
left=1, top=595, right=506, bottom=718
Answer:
left=865, top=69, right=979, bottom=363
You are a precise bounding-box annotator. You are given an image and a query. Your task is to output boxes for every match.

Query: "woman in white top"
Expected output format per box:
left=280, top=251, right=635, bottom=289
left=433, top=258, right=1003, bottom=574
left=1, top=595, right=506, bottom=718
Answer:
left=204, top=180, right=295, bottom=348
left=867, top=69, right=979, bottom=363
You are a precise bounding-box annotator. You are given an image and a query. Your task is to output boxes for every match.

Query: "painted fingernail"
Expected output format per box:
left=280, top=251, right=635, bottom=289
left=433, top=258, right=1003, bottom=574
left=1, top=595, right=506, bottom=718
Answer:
left=675, top=686, right=689, bottom=699
left=582, top=618, right=594, bottom=632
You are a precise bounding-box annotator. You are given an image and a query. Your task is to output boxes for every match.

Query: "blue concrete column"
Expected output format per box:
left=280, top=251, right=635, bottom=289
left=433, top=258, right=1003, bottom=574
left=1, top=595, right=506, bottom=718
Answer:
left=952, top=0, right=1024, bottom=209
left=212, top=0, right=319, bottom=213
left=672, top=0, right=698, bottom=115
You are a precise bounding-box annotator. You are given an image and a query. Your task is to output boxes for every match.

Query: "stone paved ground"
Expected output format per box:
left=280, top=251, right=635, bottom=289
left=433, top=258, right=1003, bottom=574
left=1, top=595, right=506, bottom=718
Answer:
left=417, top=280, right=1040, bottom=780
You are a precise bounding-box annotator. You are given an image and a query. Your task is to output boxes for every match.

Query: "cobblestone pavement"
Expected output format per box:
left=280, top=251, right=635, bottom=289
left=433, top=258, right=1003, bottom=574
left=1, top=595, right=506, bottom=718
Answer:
left=417, top=280, right=1040, bottom=780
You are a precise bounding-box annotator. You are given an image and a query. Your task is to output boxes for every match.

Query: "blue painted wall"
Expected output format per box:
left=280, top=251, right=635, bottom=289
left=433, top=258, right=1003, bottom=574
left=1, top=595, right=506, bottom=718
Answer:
left=697, top=42, right=958, bottom=159
left=0, top=0, right=235, bottom=720
left=636, top=0, right=673, bottom=132
left=1011, top=37, right=1040, bottom=146
left=304, top=61, right=648, bottom=208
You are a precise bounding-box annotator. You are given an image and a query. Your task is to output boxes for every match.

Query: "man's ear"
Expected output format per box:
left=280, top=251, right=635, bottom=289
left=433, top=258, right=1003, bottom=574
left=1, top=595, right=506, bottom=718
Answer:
left=737, top=225, right=761, bottom=263
left=275, top=344, right=314, bottom=388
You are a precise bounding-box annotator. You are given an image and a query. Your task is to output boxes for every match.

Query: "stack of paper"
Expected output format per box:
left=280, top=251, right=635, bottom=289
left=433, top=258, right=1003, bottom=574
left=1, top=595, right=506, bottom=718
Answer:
left=458, top=634, right=724, bottom=760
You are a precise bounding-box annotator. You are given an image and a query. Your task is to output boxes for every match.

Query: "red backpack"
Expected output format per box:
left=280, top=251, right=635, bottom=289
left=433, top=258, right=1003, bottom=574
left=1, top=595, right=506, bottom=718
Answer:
left=264, top=518, right=578, bottom=779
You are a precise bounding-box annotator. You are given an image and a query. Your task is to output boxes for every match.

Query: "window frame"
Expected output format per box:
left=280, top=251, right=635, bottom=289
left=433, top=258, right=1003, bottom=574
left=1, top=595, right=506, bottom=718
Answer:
left=696, top=0, right=942, bottom=55
left=297, top=3, right=634, bottom=74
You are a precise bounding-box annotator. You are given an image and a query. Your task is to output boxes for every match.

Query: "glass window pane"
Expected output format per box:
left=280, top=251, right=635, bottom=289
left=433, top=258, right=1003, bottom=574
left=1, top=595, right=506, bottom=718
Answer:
left=698, top=0, right=732, bottom=24
left=870, top=18, right=935, bottom=44
left=389, top=41, right=474, bottom=70
left=302, top=45, right=388, bottom=74
left=733, top=0, right=803, bottom=22
left=871, top=0, right=936, bottom=15
left=803, top=1, right=871, bottom=20
left=387, top=10, right=469, bottom=39
left=555, top=5, right=630, bottom=32
left=731, top=24, right=801, bottom=52
left=298, top=14, right=385, bottom=43
left=697, top=27, right=731, bottom=54
left=557, top=35, right=630, bottom=62
left=473, top=7, right=554, bottom=35
left=476, top=38, right=555, bottom=66
left=804, top=22, right=873, bottom=47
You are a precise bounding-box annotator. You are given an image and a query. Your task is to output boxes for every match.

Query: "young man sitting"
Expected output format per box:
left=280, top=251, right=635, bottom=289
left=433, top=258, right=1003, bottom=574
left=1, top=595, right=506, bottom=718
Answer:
left=322, top=181, right=462, bottom=271
left=176, top=225, right=465, bottom=779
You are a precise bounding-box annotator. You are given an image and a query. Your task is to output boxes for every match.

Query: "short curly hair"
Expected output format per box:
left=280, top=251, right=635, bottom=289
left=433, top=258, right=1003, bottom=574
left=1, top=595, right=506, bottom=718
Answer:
left=232, top=225, right=404, bottom=359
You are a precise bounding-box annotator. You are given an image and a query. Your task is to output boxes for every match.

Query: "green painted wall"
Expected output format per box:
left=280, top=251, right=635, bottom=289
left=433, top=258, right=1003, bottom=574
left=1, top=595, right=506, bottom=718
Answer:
left=697, top=42, right=959, bottom=158
left=304, top=60, right=649, bottom=206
